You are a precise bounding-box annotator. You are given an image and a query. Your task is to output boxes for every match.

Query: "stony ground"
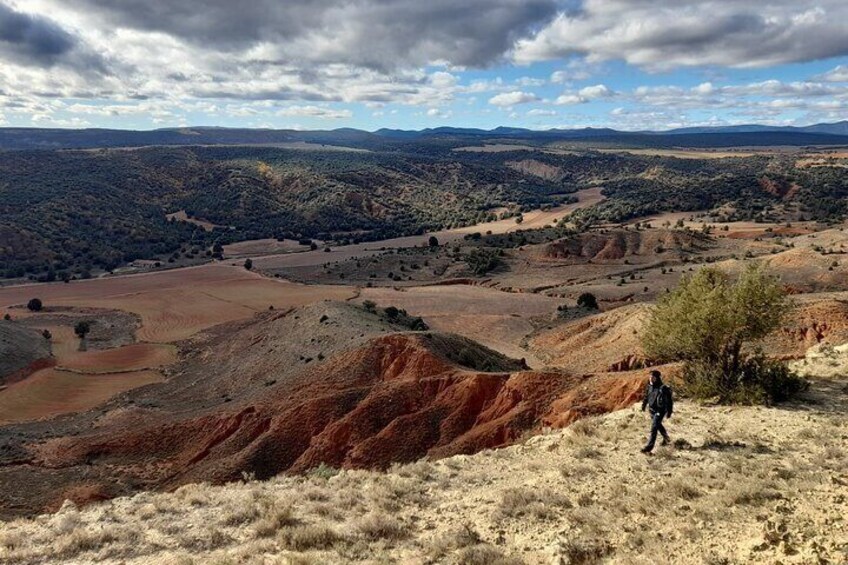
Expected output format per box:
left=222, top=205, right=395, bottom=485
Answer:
left=1, top=374, right=845, bottom=565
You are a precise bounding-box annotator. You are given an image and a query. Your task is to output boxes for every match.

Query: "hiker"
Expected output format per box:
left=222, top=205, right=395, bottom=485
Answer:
left=640, top=369, right=673, bottom=453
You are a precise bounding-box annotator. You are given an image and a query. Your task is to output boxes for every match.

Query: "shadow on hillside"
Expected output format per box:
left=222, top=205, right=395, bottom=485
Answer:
left=780, top=377, right=848, bottom=414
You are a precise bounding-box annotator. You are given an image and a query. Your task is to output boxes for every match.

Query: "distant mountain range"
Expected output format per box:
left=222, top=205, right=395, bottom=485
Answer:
left=1, top=121, right=847, bottom=150
left=375, top=121, right=848, bottom=138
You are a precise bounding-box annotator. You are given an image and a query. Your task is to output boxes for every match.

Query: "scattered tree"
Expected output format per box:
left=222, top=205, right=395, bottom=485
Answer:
left=27, top=298, right=43, bottom=312
left=577, top=292, right=599, bottom=310
left=428, top=236, right=439, bottom=247
left=74, top=320, right=92, bottom=351
left=642, top=265, right=806, bottom=404
left=243, top=258, right=253, bottom=270
left=42, top=329, right=52, bottom=340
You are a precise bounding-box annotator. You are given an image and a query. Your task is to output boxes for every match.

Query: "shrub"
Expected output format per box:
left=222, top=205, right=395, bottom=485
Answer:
left=576, top=292, right=599, bottom=310
left=643, top=265, right=806, bottom=404
left=27, top=298, right=43, bottom=312
left=243, top=258, right=253, bottom=270
left=355, top=512, right=408, bottom=541
left=465, top=248, right=502, bottom=275
left=277, top=525, right=342, bottom=550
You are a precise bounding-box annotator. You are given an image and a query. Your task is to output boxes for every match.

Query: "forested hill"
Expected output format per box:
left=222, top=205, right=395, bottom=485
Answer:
left=1, top=142, right=846, bottom=281
left=2, top=125, right=848, bottom=151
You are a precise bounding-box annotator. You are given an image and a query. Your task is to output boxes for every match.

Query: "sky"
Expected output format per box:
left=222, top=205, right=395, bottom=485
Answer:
left=1, top=0, right=847, bottom=131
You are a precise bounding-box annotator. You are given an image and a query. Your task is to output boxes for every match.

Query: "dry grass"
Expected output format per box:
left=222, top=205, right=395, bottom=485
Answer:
left=494, top=487, right=573, bottom=522
left=277, top=524, right=344, bottom=551
left=353, top=512, right=408, bottom=542
left=1, top=378, right=846, bottom=564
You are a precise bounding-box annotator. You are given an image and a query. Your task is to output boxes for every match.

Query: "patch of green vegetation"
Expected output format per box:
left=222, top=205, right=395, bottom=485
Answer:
left=643, top=265, right=807, bottom=404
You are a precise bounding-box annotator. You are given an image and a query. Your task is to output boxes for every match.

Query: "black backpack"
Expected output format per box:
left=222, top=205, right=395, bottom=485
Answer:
left=650, top=385, right=670, bottom=412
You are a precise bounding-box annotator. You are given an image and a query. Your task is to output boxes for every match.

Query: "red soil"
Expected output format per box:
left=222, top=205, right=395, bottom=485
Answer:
left=0, top=368, right=164, bottom=425
left=58, top=344, right=176, bottom=373
left=11, top=333, right=645, bottom=515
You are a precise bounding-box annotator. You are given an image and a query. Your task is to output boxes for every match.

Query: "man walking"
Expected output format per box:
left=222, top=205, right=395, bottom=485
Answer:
left=641, top=369, right=673, bottom=454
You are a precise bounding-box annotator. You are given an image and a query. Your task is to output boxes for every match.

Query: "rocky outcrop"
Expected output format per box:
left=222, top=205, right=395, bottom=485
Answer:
left=541, top=228, right=711, bottom=263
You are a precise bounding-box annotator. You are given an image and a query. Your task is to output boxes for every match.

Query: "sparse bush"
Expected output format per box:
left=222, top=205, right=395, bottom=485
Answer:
left=278, top=525, right=342, bottom=550
left=555, top=535, right=613, bottom=565
left=456, top=544, right=524, bottom=565
left=427, top=524, right=482, bottom=560
left=355, top=512, right=408, bottom=541
left=27, top=298, right=43, bottom=312
left=253, top=503, right=297, bottom=538
left=307, top=463, right=339, bottom=480
left=465, top=248, right=502, bottom=276
left=243, top=258, right=253, bottom=270
left=495, top=487, right=571, bottom=522
left=643, top=265, right=806, bottom=404
left=576, top=292, right=598, bottom=310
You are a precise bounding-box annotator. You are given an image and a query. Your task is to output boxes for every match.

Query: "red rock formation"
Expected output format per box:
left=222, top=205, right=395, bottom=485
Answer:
left=3, top=331, right=652, bottom=516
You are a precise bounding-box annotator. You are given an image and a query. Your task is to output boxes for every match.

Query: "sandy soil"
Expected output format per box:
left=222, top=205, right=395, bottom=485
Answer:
left=0, top=369, right=164, bottom=425
left=0, top=265, right=355, bottom=343
left=359, top=285, right=560, bottom=366
left=165, top=210, right=226, bottom=231
left=0, top=267, right=354, bottom=422
left=223, top=239, right=312, bottom=258
left=58, top=344, right=177, bottom=373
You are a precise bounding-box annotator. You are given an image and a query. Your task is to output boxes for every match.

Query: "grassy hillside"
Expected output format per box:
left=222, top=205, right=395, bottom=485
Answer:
left=1, top=373, right=844, bottom=564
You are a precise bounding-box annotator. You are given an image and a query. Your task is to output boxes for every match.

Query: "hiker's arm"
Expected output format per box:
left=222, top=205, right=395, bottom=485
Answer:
left=641, top=385, right=648, bottom=411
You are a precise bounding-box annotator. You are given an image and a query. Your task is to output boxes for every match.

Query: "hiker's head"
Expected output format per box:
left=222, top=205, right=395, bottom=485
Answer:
left=649, top=370, right=662, bottom=385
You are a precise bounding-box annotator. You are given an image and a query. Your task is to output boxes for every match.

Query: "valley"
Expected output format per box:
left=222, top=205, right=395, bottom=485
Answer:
left=0, top=130, right=847, bottom=564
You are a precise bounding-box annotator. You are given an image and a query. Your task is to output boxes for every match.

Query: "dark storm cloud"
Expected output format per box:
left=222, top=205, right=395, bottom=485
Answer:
left=0, top=3, right=76, bottom=65
left=0, top=3, right=109, bottom=73
left=70, top=0, right=559, bottom=69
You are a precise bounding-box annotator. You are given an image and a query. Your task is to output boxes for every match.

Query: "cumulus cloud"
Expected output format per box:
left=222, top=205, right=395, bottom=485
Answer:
left=514, top=1, right=848, bottom=69
left=1, top=0, right=847, bottom=128
left=555, top=83, right=612, bottom=105
left=276, top=105, right=353, bottom=119
left=489, top=90, right=540, bottom=107
left=817, top=65, right=848, bottom=82
left=527, top=108, right=557, bottom=117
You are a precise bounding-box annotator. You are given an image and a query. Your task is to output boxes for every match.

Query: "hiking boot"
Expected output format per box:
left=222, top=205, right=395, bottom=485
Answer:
left=661, top=436, right=670, bottom=446
left=640, top=446, right=652, bottom=454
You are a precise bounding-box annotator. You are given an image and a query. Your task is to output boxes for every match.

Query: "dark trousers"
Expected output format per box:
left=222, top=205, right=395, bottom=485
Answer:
left=644, top=412, right=669, bottom=451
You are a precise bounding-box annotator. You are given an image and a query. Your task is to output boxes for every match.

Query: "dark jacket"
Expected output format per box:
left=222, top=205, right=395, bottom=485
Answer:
left=641, top=381, right=673, bottom=417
